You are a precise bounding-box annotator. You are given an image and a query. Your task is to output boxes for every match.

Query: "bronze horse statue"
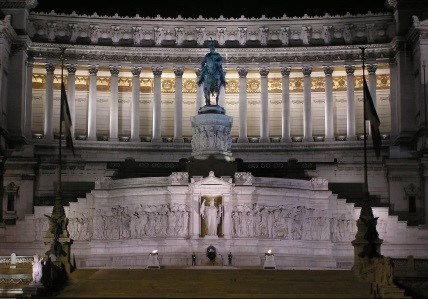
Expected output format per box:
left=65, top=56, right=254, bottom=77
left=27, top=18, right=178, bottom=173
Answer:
left=197, top=41, right=226, bottom=106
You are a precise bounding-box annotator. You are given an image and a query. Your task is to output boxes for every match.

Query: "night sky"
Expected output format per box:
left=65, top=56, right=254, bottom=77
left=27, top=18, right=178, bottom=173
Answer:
left=32, top=0, right=390, bottom=19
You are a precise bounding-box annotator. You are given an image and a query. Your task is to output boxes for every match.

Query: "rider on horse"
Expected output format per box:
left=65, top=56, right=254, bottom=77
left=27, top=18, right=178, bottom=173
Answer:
left=197, top=40, right=226, bottom=106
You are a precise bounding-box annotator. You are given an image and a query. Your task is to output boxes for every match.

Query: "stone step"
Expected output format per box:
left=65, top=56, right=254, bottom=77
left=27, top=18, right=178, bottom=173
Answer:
left=55, top=268, right=377, bottom=298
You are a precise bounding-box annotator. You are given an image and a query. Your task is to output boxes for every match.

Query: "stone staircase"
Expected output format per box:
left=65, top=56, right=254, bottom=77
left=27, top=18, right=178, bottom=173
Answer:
left=53, top=268, right=380, bottom=298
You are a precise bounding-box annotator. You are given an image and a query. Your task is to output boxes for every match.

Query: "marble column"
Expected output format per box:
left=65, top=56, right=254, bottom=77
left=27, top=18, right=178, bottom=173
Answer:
left=66, top=64, right=77, bottom=139
left=87, top=64, right=98, bottom=141
left=152, top=66, right=163, bottom=142
left=131, top=66, right=141, bottom=142
left=195, top=68, right=204, bottom=113
left=302, top=66, right=313, bottom=142
left=389, top=59, right=398, bottom=138
left=259, top=67, right=270, bottom=143
left=109, top=65, right=120, bottom=141
left=218, top=69, right=227, bottom=107
left=237, top=67, right=248, bottom=143
left=367, top=64, right=378, bottom=108
left=323, top=66, right=334, bottom=141
left=44, top=63, right=55, bottom=141
left=24, top=60, right=34, bottom=139
left=280, top=66, right=291, bottom=143
left=345, top=65, right=356, bottom=141
left=173, top=66, right=184, bottom=143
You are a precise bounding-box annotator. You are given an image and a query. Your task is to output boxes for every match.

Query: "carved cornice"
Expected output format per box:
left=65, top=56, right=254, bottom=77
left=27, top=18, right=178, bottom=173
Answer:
left=0, top=0, right=37, bottom=9
left=28, top=43, right=392, bottom=68
left=28, top=11, right=394, bottom=50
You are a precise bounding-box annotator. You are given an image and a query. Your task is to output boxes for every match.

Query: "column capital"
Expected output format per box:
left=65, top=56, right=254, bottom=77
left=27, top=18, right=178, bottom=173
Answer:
left=322, top=65, right=334, bottom=76
left=152, top=66, right=163, bottom=77
left=66, top=64, right=77, bottom=74
left=45, top=63, right=55, bottom=73
left=131, top=66, right=141, bottom=77
left=173, top=66, right=184, bottom=77
left=367, top=64, right=378, bottom=74
left=345, top=64, right=355, bottom=75
left=280, top=66, right=291, bottom=77
left=109, top=65, right=121, bottom=76
left=88, top=64, right=99, bottom=75
left=259, top=67, right=269, bottom=77
left=302, top=66, right=313, bottom=76
left=237, top=67, right=248, bottom=78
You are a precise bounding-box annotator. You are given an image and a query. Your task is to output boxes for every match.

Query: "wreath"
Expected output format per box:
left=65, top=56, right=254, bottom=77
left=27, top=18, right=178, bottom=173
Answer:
left=206, top=245, right=216, bottom=262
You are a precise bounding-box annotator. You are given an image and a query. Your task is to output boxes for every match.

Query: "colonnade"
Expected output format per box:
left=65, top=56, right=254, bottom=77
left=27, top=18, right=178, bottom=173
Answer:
left=37, top=63, right=382, bottom=143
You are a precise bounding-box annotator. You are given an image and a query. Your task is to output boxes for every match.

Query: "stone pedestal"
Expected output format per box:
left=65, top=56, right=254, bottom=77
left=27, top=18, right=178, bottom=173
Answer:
left=147, top=253, right=160, bottom=269
left=186, top=107, right=237, bottom=177
left=190, top=110, right=233, bottom=160
left=263, top=254, right=276, bottom=270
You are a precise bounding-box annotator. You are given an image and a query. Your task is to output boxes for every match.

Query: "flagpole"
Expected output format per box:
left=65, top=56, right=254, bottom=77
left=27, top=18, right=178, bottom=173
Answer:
left=360, top=47, right=369, bottom=200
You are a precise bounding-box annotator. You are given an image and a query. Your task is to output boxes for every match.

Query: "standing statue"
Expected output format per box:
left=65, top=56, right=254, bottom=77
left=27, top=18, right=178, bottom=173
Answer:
left=31, top=255, right=43, bottom=284
left=197, top=40, right=226, bottom=106
left=200, top=199, right=222, bottom=236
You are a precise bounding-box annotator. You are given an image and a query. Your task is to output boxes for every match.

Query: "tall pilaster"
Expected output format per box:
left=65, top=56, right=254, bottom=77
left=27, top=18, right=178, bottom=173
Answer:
left=280, top=66, right=291, bottom=143
left=44, top=63, right=55, bottom=141
left=389, top=59, right=398, bottom=139
left=323, top=66, right=334, bottom=141
left=24, top=60, right=34, bottom=139
left=195, top=68, right=204, bottom=112
left=345, top=65, right=356, bottom=141
left=259, top=67, right=270, bottom=143
left=237, top=67, right=248, bottom=143
left=7, top=45, right=27, bottom=143
left=87, top=64, right=98, bottom=141
left=109, top=65, right=120, bottom=141
left=173, top=66, right=184, bottom=143
left=131, top=66, right=141, bottom=142
left=66, top=64, right=77, bottom=139
left=152, top=66, right=163, bottom=142
left=302, top=66, right=313, bottom=142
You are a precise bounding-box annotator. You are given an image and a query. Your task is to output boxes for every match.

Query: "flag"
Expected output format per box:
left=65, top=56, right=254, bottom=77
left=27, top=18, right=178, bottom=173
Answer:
left=61, top=81, right=75, bottom=156
left=363, top=78, right=381, bottom=159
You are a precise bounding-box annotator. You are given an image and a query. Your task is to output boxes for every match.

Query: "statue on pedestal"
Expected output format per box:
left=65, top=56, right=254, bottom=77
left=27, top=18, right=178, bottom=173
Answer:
left=197, top=40, right=226, bottom=106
